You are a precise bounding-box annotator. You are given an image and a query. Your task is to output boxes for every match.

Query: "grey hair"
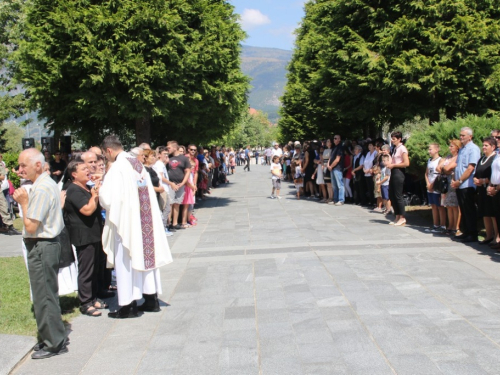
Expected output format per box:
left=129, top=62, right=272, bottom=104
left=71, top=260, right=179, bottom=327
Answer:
left=22, top=148, right=45, bottom=168
left=138, top=143, right=151, bottom=150
left=461, top=127, right=473, bottom=136
left=129, top=147, right=143, bottom=157
left=354, top=145, right=363, bottom=152
left=381, top=144, right=391, bottom=151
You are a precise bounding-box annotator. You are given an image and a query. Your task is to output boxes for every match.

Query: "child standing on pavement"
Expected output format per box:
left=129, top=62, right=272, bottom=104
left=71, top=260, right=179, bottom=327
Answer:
left=377, top=155, right=392, bottom=214
left=425, top=143, right=446, bottom=233
left=270, top=155, right=283, bottom=199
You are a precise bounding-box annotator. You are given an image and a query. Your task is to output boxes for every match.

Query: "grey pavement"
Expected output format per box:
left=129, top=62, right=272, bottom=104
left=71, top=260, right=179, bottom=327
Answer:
left=7, top=162, right=500, bottom=374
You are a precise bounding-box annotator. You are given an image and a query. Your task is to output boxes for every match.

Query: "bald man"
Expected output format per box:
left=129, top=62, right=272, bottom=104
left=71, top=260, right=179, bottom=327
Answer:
left=13, top=149, right=67, bottom=359
left=88, top=146, right=102, bottom=156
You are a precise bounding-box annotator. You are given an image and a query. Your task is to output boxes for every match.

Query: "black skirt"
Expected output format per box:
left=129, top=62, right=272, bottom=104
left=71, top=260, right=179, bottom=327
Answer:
left=477, top=186, right=495, bottom=218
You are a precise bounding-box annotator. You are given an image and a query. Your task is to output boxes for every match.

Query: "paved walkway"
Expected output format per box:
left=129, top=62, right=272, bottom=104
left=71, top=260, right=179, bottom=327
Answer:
left=8, top=163, right=500, bottom=374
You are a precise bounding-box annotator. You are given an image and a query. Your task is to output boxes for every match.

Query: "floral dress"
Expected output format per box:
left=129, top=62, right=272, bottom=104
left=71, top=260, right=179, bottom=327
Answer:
left=443, top=156, right=458, bottom=207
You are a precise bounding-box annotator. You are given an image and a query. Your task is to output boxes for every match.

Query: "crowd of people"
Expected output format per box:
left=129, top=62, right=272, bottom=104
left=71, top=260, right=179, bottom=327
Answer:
left=3, top=126, right=500, bottom=360
left=256, top=133, right=409, bottom=226
left=259, top=127, right=500, bottom=246
left=2, top=137, right=238, bottom=360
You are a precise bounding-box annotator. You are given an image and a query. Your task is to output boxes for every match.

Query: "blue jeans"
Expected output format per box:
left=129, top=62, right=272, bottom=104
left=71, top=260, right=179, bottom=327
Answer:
left=331, top=169, right=345, bottom=203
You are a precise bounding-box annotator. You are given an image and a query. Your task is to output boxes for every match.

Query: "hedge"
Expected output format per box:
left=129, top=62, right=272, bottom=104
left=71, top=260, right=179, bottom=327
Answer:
left=405, top=115, right=499, bottom=176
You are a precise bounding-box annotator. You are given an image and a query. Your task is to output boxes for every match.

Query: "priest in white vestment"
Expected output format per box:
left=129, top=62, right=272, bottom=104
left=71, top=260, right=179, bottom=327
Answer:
left=99, top=135, right=173, bottom=318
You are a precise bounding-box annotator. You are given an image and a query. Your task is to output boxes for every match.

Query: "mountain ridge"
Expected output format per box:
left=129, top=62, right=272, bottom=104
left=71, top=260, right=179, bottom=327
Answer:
left=241, top=45, right=292, bottom=123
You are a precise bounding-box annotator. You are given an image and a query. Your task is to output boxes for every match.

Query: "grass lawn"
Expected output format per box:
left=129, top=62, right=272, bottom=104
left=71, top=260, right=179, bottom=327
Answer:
left=0, top=257, right=80, bottom=337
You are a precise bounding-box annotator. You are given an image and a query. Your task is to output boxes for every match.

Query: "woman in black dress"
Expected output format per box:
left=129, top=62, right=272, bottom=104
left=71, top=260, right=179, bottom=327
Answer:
left=473, top=137, right=497, bottom=244
left=301, top=142, right=317, bottom=198
left=64, top=160, right=104, bottom=316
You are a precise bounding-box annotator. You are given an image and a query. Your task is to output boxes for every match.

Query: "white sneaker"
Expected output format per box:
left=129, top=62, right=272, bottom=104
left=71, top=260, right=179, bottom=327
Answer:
left=277, top=196, right=281, bottom=199
left=165, top=229, right=174, bottom=237
left=269, top=195, right=276, bottom=199
left=334, top=201, right=344, bottom=206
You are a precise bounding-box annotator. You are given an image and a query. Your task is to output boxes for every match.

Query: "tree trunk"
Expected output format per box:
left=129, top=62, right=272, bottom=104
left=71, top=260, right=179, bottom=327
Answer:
left=135, top=116, right=151, bottom=145
left=445, top=106, right=457, bottom=120
left=429, top=108, right=440, bottom=125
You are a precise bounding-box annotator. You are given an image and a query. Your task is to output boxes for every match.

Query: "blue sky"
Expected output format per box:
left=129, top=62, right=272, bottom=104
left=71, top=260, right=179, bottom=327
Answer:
left=230, top=0, right=306, bottom=51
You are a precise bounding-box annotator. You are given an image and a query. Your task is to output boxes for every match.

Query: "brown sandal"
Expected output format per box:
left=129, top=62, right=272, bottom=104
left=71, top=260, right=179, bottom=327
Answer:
left=80, top=305, right=102, bottom=317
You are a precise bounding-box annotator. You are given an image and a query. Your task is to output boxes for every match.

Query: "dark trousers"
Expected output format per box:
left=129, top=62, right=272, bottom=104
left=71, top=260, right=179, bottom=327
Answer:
left=456, top=187, right=478, bottom=236
left=244, top=158, right=250, bottom=171
left=96, top=242, right=111, bottom=293
left=364, top=176, right=375, bottom=205
left=25, top=238, right=66, bottom=352
left=389, top=168, right=405, bottom=216
left=354, top=177, right=365, bottom=204
left=493, top=193, right=500, bottom=231
left=75, top=242, right=99, bottom=306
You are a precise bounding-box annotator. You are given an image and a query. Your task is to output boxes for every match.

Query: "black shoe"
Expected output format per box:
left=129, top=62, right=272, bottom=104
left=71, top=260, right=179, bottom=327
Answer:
left=33, top=342, right=46, bottom=352
left=479, top=238, right=494, bottom=245
left=453, top=233, right=468, bottom=240
left=168, top=225, right=177, bottom=232
left=34, top=337, right=69, bottom=352
left=7, top=226, right=21, bottom=235
left=31, top=345, right=68, bottom=359
left=459, top=236, right=478, bottom=243
left=138, top=293, right=161, bottom=313
left=108, top=301, right=138, bottom=319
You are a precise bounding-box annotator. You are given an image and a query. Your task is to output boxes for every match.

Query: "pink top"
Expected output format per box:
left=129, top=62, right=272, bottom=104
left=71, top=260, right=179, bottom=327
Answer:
left=392, top=144, right=408, bottom=165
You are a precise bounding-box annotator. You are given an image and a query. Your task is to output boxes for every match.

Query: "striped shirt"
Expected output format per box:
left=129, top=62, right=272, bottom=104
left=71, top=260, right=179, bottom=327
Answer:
left=24, top=172, right=64, bottom=238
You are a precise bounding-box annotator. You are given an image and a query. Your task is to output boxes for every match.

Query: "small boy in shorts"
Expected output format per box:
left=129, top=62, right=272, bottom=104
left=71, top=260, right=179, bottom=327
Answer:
left=270, top=155, right=283, bottom=199
left=425, top=143, right=446, bottom=233
left=376, top=155, right=392, bottom=214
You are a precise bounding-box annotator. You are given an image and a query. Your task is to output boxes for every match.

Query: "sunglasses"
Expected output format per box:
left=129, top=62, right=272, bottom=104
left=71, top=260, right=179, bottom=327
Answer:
left=189, top=148, right=197, bottom=151
left=495, top=136, right=500, bottom=140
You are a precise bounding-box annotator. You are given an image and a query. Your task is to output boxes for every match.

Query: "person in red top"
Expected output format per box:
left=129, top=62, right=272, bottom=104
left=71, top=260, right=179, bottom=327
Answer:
left=181, top=145, right=199, bottom=227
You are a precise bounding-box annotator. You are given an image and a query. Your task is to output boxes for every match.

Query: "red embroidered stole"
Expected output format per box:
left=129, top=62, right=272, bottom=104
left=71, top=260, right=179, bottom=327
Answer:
left=126, top=157, right=156, bottom=269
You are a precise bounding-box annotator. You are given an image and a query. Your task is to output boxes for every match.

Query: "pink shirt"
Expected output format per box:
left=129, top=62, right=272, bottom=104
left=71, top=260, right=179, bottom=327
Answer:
left=392, top=144, right=408, bottom=165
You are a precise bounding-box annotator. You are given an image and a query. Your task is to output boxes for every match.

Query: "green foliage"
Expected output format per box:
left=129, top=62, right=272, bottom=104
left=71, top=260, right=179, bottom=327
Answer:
left=14, top=0, right=249, bottom=145
left=405, top=115, right=499, bottom=175
left=0, top=0, right=26, bottom=124
left=0, top=121, right=25, bottom=153
left=216, top=110, right=278, bottom=149
left=2, top=151, right=20, bottom=187
left=279, top=0, right=500, bottom=140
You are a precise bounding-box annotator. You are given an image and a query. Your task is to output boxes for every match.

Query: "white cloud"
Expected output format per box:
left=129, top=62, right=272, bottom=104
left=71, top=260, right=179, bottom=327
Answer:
left=239, top=9, right=271, bottom=30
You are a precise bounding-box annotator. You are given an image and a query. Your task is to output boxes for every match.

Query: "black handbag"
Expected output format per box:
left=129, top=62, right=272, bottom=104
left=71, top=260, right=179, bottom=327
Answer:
left=433, top=174, right=449, bottom=194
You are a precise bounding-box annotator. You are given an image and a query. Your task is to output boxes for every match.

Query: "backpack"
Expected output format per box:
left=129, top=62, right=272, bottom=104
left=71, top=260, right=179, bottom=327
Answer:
left=8, top=180, right=15, bottom=195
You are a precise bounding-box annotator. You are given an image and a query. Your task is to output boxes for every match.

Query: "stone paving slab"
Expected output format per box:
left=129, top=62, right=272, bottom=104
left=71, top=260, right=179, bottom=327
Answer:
left=0, top=234, right=23, bottom=257
left=10, top=162, right=500, bottom=374
left=0, top=334, right=36, bottom=375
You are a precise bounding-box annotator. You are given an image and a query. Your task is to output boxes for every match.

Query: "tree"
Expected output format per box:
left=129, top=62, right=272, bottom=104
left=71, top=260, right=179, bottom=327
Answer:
left=14, top=0, right=249, bottom=145
left=279, top=0, right=500, bottom=140
left=0, top=121, right=25, bottom=153
left=0, top=0, right=26, bottom=124
left=217, top=110, right=278, bottom=149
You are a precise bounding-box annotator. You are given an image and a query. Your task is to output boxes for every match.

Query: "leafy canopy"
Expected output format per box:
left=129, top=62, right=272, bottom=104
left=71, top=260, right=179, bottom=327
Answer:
left=14, top=0, right=249, bottom=145
left=279, top=0, right=500, bottom=141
